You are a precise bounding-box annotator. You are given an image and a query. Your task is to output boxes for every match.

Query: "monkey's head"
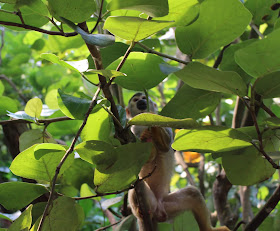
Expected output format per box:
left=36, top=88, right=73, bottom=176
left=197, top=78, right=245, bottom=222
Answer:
left=126, top=93, right=158, bottom=119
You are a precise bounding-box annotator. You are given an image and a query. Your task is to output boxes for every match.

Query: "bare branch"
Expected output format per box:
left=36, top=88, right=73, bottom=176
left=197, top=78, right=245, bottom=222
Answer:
left=0, top=21, right=77, bottom=36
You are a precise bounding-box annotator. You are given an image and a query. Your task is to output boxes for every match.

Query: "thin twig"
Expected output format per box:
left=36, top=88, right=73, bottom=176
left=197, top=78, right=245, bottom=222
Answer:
left=250, top=23, right=264, bottom=39
left=0, top=116, right=72, bottom=125
left=95, top=220, right=122, bottom=231
left=137, top=42, right=189, bottom=65
left=0, top=75, right=28, bottom=103
left=16, top=10, right=25, bottom=24
left=0, top=21, right=77, bottom=36
left=37, top=86, right=102, bottom=231
left=90, top=0, right=105, bottom=33
left=213, top=44, right=231, bottom=69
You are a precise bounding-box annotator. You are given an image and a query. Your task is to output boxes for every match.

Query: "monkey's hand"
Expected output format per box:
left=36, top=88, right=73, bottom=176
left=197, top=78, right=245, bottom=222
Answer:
left=151, top=127, right=171, bottom=152
left=211, top=227, right=231, bottom=231
left=140, top=128, right=153, bottom=143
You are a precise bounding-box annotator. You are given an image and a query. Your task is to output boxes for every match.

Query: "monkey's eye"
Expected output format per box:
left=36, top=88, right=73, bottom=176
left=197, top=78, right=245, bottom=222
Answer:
left=133, top=98, right=138, bottom=102
left=142, top=96, right=146, bottom=100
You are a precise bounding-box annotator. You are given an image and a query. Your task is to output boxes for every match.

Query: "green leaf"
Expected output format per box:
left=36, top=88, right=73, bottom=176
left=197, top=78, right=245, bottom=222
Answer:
left=0, top=182, right=47, bottom=211
left=60, top=17, right=115, bottom=47
left=154, top=0, right=199, bottom=27
left=0, top=4, right=49, bottom=30
left=84, top=69, right=126, bottom=80
left=235, top=29, right=280, bottom=78
left=254, top=71, right=280, bottom=98
left=245, top=0, right=279, bottom=26
left=115, top=215, right=136, bottom=231
left=103, top=16, right=173, bottom=42
left=160, top=84, right=221, bottom=119
left=220, top=40, right=257, bottom=84
left=263, top=117, right=280, bottom=129
left=107, top=0, right=169, bottom=17
left=222, top=146, right=276, bottom=185
left=57, top=89, right=95, bottom=120
left=128, top=113, right=198, bottom=128
left=81, top=108, right=113, bottom=143
left=40, top=53, right=80, bottom=72
left=24, top=98, right=43, bottom=118
left=8, top=205, right=32, bottom=231
left=173, top=211, right=199, bottom=231
left=41, top=197, right=80, bottom=231
left=47, top=0, right=96, bottom=23
left=175, top=62, right=248, bottom=96
left=175, top=0, right=251, bottom=58
left=107, top=52, right=167, bottom=90
left=94, top=143, right=152, bottom=193
left=19, top=129, right=56, bottom=152
left=75, top=140, right=117, bottom=169
left=172, top=126, right=252, bottom=153
left=16, top=0, right=50, bottom=17
left=10, top=144, right=74, bottom=182
left=0, top=81, right=4, bottom=95
left=0, top=96, right=18, bottom=115
left=80, top=183, right=96, bottom=198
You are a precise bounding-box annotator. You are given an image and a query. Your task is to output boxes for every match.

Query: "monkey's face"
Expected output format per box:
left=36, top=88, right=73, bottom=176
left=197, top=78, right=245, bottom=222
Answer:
left=126, top=93, right=158, bottom=119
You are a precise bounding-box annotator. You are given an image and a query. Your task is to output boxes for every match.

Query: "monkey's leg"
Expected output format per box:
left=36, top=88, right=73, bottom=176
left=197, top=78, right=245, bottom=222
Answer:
left=128, top=181, right=160, bottom=231
left=162, top=186, right=231, bottom=231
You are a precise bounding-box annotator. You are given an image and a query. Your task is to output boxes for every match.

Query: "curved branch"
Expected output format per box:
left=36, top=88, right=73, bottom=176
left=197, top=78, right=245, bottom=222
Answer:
left=0, top=21, right=77, bottom=37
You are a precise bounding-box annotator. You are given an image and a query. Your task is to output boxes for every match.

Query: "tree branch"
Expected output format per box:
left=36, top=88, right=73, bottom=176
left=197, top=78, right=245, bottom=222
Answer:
left=0, top=21, right=77, bottom=36
left=37, top=86, right=101, bottom=231
left=244, top=185, right=280, bottom=231
left=0, top=116, right=72, bottom=126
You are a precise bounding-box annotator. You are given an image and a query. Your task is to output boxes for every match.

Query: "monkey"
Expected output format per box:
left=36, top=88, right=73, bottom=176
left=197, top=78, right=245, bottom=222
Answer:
left=126, top=92, right=230, bottom=231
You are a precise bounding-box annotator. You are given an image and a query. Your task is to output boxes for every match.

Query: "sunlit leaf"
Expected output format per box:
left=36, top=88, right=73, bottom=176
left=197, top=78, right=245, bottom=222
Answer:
left=48, top=0, right=96, bottom=23
left=107, top=0, right=169, bottom=17
left=235, top=29, right=280, bottom=78
left=8, top=205, right=32, bottom=231
left=128, top=113, right=198, bottom=128
left=107, top=52, right=167, bottom=90
left=175, top=62, right=247, bottom=96
left=24, top=98, right=43, bottom=118
left=172, top=126, right=252, bottom=153
left=104, top=16, right=173, bottom=42
left=160, top=83, right=221, bottom=119
left=175, top=0, right=251, bottom=58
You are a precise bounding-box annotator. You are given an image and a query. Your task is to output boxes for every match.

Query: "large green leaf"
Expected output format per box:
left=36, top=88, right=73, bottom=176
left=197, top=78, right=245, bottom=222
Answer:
left=0, top=96, right=18, bottom=115
left=81, top=108, right=113, bottom=143
left=107, top=52, right=167, bottom=90
left=175, top=62, right=248, bottom=96
left=24, top=97, right=43, bottom=118
left=173, top=211, right=199, bottom=231
left=154, top=0, right=199, bottom=27
left=0, top=4, right=49, bottom=30
left=107, top=0, right=169, bottom=17
left=16, top=0, right=49, bottom=17
left=40, top=197, right=80, bottom=231
left=19, top=129, right=56, bottom=152
left=172, top=126, right=252, bottom=153
left=222, top=146, right=276, bottom=185
left=160, top=84, right=221, bottom=119
left=94, top=143, right=152, bottom=193
left=220, top=40, right=257, bottom=84
left=47, top=0, right=96, bottom=23
left=103, top=16, right=173, bottom=42
left=57, top=89, right=93, bottom=120
left=175, top=0, right=251, bottom=58
left=245, top=0, right=279, bottom=26
left=235, top=29, right=280, bottom=78
left=75, top=140, right=117, bottom=169
left=10, top=144, right=74, bottom=182
left=128, top=113, right=198, bottom=128
left=8, top=205, right=32, bottom=231
left=0, top=182, right=47, bottom=211
left=0, top=81, right=4, bottom=96
left=254, top=71, right=280, bottom=98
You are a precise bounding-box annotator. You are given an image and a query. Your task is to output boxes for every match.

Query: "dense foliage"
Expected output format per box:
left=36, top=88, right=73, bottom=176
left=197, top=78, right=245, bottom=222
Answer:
left=0, top=0, right=280, bottom=230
